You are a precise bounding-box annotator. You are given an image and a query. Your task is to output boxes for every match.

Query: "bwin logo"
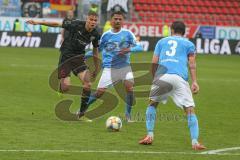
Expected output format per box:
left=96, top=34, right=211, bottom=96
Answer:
left=0, top=32, right=41, bottom=47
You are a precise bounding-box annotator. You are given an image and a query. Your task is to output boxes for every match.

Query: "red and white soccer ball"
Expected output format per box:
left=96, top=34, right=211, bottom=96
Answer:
left=106, top=116, right=122, bottom=131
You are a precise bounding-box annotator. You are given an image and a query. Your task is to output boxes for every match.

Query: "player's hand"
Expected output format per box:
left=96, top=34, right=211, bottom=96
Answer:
left=118, top=48, right=130, bottom=55
left=191, top=81, right=199, bottom=94
left=26, top=20, right=38, bottom=25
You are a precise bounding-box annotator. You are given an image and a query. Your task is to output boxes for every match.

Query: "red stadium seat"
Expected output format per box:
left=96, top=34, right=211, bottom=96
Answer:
left=197, top=1, right=204, bottom=7
left=172, top=6, right=179, bottom=12
left=146, top=0, right=154, bottom=4
left=208, top=7, right=215, bottom=14
left=226, top=1, right=232, bottom=7
left=210, top=1, right=217, bottom=7
left=221, top=8, right=228, bottom=14
left=189, top=0, right=196, bottom=6
left=165, top=6, right=172, bottom=12
left=182, top=0, right=188, bottom=5
left=229, top=8, right=237, bottom=14
left=179, top=6, right=185, bottom=12
left=161, top=0, right=167, bottom=5
left=175, top=0, right=181, bottom=5
left=135, top=4, right=141, bottom=11
left=233, top=1, right=239, bottom=8
left=203, top=0, right=211, bottom=7
left=142, top=4, right=148, bottom=11
left=133, top=0, right=138, bottom=4
left=157, top=5, right=163, bottom=12
left=215, top=7, right=221, bottom=14
left=132, top=0, right=239, bottom=26
left=154, top=0, right=160, bottom=4
left=237, top=8, right=240, bottom=14
left=186, top=6, right=194, bottom=13
left=149, top=4, right=157, bottom=11
left=138, top=12, right=145, bottom=18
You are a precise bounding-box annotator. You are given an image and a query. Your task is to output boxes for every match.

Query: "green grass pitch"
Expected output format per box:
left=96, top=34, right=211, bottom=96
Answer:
left=0, top=47, right=240, bottom=160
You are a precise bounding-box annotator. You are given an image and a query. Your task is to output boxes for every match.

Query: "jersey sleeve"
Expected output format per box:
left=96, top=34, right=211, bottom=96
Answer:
left=154, top=40, right=162, bottom=57
left=99, top=34, right=106, bottom=51
left=62, top=19, right=80, bottom=31
left=128, top=30, right=137, bottom=45
left=187, top=41, right=196, bottom=55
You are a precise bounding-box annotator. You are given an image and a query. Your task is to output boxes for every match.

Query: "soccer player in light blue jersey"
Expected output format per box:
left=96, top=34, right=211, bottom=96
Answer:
left=139, top=21, right=206, bottom=150
left=78, top=11, right=143, bottom=122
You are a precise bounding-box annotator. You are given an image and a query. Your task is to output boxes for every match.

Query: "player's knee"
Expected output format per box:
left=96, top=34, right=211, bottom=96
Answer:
left=149, top=100, right=158, bottom=107
left=60, top=83, right=70, bottom=92
left=184, top=107, right=195, bottom=115
left=95, top=88, right=105, bottom=98
left=126, top=86, right=133, bottom=92
left=83, top=82, right=92, bottom=91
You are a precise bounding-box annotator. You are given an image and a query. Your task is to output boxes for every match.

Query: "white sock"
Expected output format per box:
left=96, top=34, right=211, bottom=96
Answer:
left=148, top=132, right=154, bottom=138
left=192, top=139, right=198, bottom=145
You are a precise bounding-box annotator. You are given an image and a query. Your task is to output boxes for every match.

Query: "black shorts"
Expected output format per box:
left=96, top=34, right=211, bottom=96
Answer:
left=58, top=54, right=88, bottom=79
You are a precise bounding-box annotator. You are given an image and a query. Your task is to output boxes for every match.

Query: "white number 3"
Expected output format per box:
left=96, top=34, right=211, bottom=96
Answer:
left=166, top=40, right=177, bottom=56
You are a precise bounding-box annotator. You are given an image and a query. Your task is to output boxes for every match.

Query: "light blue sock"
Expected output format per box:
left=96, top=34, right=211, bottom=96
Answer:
left=146, top=105, right=156, bottom=137
left=125, top=92, right=133, bottom=119
left=187, top=114, right=199, bottom=144
left=87, top=94, right=97, bottom=106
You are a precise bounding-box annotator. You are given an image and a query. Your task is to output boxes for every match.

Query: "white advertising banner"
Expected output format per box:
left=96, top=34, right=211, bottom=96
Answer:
left=0, top=17, right=62, bottom=33
left=216, top=27, right=240, bottom=40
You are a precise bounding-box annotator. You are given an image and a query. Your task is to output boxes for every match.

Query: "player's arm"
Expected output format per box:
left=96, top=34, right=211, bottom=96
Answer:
left=26, top=20, right=62, bottom=27
left=151, top=55, right=159, bottom=77
left=91, top=34, right=101, bottom=78
left=60, top=29, right=65, bottom=44
left=151, top=40, right=162, bottom=77
left=92, top=47, right=100, bottom=75
left=118, top=44, right=143, bottom=55
left=188, top=54, right=199, bottom=94
left=119, top=32, right=143, bottom=55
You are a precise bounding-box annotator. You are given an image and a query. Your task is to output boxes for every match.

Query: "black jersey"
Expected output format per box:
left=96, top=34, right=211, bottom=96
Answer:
left=60, top=19, right=100, bottom=56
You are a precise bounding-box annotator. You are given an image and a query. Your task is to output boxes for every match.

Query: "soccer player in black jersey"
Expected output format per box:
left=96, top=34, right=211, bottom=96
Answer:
left=26, top=11, right=100, bottom=120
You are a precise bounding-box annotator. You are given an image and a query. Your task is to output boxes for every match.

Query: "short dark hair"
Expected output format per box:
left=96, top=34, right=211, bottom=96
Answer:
left=171, top=21, right=186, bottom=35
left=111, top=11, right=125, bottom=18
left=88, top=10, right=98, bottom=17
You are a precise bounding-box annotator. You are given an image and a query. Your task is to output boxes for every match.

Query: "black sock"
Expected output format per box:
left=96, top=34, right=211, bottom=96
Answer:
left=80, top=88, right=91, bottom=113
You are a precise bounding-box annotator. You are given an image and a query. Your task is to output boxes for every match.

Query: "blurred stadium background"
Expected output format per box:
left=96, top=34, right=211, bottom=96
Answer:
left=0, top=0, right=239, bottom=54
left=1, top=1, right=240, bottom=160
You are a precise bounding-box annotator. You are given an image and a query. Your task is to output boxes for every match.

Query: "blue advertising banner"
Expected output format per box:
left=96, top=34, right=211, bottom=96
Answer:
left=198, top=26, right=216, bottom=39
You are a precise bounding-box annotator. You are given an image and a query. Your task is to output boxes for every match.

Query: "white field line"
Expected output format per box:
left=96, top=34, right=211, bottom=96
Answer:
left=0, top=149, right=239, bottom=156
left=200, top=147, right=240, bottom=155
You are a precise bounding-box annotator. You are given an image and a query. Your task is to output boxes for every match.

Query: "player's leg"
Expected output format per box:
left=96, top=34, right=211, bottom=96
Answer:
left=184, top=107, right=206, bottom=150
left=171, top=75, right=206, bottom=150
left=58, top=54, right=71, bottom=93
left=87, top=68, right=114, bottom=107
left=59, top=77, right=71, bottom=92
left=139, top=100, right=158, bottom=145
left=123, top=80, right=134, bottom=122
left=88, top=88, right=106, bottom=106
left=77, top=69, right=92, bottom=117
left=121, top=66, right=135, bottom=122
left=139, top=75, right=173, bottom=145
left=70, top=55, right=92, bottom=118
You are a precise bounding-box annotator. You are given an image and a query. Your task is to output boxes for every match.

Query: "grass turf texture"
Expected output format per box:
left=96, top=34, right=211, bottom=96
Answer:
left=0, top=47, right=240, bottom=160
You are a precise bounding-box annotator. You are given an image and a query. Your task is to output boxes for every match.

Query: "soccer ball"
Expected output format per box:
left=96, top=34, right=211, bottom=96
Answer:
left=106, top=116, right=122, bottom=131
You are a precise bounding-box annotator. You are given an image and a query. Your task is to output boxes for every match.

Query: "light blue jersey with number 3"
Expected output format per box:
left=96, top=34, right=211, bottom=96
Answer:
left=154, top=36, right=196, bottom=81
